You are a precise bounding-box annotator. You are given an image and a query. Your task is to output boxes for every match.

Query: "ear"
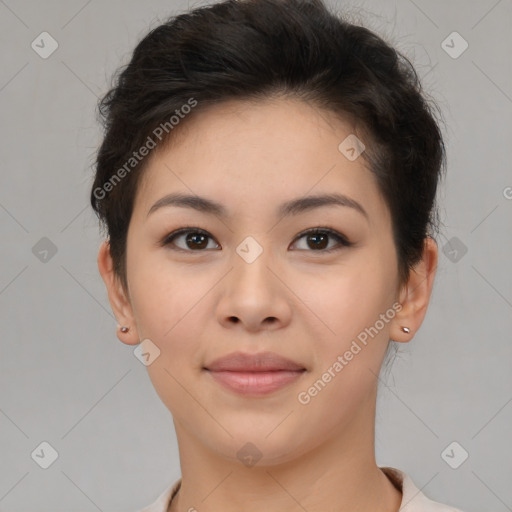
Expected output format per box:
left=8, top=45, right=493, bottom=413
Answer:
left=97, top=240, right=140, bottom=346
left=390, top=237, right=439, bottom=343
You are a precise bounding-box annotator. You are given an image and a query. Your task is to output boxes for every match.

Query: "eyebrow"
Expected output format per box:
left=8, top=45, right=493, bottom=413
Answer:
left=146, top=192, right=369, bottom=221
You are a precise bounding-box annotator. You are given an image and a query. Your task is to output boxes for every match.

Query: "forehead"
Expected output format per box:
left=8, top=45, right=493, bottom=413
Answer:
left=134, top=97, right=389, bottom=226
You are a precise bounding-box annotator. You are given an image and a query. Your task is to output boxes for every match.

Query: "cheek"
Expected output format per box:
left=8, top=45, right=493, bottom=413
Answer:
left=128, top=249, right=193, bottom=333
left=305, top=262, right=379, bottom=324
left=295, top=270, right=391, bottom=425
left=129, top=260, right=207, bottom=413
left=126, top=257, right=208, bottom=385
left=303, top=259, right=394, bottom=369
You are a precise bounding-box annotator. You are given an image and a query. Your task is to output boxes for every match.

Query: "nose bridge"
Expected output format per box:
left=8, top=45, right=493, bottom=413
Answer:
left=214, top=232, right=291, bottom=330
left=231, top=234, right=275, bottom=295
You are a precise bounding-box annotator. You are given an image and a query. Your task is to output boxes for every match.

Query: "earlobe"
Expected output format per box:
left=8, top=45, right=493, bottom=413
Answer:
left=390, top=237, right=439, bottom=343
left=97, top=240, right=140, bottom=345
left=116, top=324, right=140, bottom=345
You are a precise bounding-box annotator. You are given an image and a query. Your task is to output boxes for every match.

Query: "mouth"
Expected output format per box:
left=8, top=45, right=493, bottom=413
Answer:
left=203, top=351, right=307, bottom=396
left=203, top=368, right=306, bottom=396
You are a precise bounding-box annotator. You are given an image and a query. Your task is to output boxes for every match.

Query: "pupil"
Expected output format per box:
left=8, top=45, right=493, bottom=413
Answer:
left=187, top=233, right=207, bottom=249
left=309, top=233, right=327, bottom=250
left=183, top=232, right=330, bottom=250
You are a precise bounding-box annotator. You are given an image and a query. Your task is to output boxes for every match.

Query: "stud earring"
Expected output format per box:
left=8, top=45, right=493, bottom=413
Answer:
left=120, top=326, right=129, bottom=333
left=401, top=326, right=410, bottom=333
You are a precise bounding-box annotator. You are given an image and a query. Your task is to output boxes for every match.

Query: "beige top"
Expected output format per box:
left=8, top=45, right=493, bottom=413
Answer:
left=138, top=467, right=465, bottom=512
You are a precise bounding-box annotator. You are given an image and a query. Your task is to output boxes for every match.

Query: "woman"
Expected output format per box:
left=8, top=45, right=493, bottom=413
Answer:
left=91, top=0, right=465, bottom=510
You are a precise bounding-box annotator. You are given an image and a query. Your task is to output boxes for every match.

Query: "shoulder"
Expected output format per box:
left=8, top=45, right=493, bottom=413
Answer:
left=135, top=478, right=181, bottom=512
left=137, top=469, right=466, bottom=512
left=381, top=467, right=466, bottom=512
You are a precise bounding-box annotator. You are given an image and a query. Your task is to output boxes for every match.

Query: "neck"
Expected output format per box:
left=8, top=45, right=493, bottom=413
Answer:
left=168, top=395, right=402, bottom=512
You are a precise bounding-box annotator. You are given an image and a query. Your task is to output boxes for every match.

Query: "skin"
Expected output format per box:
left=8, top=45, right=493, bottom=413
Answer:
left=97, top=97, right=438, bottom=512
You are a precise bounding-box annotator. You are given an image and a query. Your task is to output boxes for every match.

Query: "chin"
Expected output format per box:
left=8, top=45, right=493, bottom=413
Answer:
left=200, top=427, right=312, bottom=468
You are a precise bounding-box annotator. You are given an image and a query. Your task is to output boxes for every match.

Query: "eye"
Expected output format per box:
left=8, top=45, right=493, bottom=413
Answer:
left=161, top=227, right=220, bottom=252
left=160, top=226, right=353, bottom=253
left=290, top=227, right=353, bottom=253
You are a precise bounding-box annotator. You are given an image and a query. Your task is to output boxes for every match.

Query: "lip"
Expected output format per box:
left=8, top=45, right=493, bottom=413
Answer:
left=203, top=351, right=306, bottom=396
left=204, top=351, right=306, bottom=372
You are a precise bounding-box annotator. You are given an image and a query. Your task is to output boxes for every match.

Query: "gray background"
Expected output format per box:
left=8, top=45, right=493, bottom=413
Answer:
left=0, top=0, right=511, bottom=510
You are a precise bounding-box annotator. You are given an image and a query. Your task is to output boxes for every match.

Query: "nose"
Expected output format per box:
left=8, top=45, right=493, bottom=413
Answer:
left=215, top=244, right=292, bottom=333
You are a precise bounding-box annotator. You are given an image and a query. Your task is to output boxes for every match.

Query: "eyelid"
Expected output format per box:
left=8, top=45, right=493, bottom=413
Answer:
left=290, top=227, right=353, bottom=252
left=160, top=226, right=353, bottom=252
left=160, top=226, right=220, bottom=251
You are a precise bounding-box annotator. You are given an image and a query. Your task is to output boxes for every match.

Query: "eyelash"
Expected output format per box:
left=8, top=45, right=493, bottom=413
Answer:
left=160, top=226, right=354, bottom=253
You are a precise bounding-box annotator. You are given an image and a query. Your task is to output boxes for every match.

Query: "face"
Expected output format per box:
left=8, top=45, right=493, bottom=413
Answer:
left=105, top=97, right=409, bottom=465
